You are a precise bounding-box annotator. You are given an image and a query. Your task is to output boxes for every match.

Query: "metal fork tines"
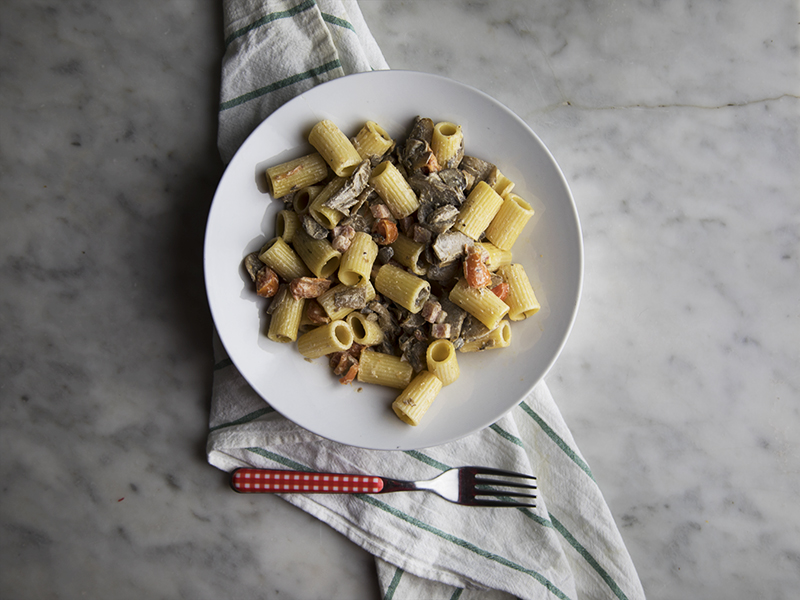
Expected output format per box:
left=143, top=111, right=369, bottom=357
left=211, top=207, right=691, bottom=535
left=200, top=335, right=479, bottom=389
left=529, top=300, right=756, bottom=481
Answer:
left=382, top=466, right=538, bottom=508
left=231, top=466, right=537, bottom=508
left=461, top=466, right=538, bottom=507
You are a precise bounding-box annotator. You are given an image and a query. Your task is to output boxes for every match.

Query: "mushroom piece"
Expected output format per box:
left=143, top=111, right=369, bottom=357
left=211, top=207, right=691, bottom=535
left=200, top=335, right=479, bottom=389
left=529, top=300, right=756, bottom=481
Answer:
left=322, top=160, right=372, bottom=214
left=431, top=230, right=474, bottom=265
left=459, top=155, right=496, bottom=191
left=302, top=214, right=329, bottom=240
left=243, top=252, right=264, bottom=281
left=399, top=117, right=439, bottom=175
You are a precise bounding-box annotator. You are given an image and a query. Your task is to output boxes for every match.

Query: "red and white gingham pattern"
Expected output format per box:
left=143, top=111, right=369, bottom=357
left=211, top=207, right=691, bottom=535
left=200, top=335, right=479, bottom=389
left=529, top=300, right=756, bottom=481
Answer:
left=232, top=469, right=385, bottom=494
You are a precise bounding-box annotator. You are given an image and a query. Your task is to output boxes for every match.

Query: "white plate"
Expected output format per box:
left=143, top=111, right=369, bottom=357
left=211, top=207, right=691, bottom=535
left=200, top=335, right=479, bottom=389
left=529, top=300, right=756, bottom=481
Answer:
left=204, top=70, right=583, bottom=450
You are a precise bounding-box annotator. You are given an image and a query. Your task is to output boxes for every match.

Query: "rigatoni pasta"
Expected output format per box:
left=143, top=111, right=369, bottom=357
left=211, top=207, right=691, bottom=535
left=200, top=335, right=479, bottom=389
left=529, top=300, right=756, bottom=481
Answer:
left=390, top=233, right=427, bottom=276
left=292, top=185, right=322, bottom=215
left=308, top=120, right=362, bottom=177
left=369, top=161, right=419, bottom=218
left=353, top=121, right=394, bottom=159
left=292, top=229, right=341, bottom=278
left=392, top=371, right=443, bottom=426
left=491, top=168, right=515, bottom=198
left=258, top=237, right=312, bottom=281
left=498, top=263, right=541, bottom=320
left=275, top=209, right=300, bottom=243
left=346, top=312, right=384, bottom=346
left=242, top=115, right=546, bottom=427
left=309, top=177, right=347, bottom=229
left=459, top=320, right=512, bottom=352
left=266, top=152, right=329, bottom=199
left=426, top=339, right=459, bottom=386
left=374, top=263, right=431, bottom=314
left=357, top=350, right=414, bottom=389
left=267, top=287, right=305, bottom=343
left=431, top=121, right=464, bottom=169
left=475, top=242, right=512, bottom=272
left=449, top=278, right=509, bottom=330
left=316, top=280, right=376, bottom=321
left=453, top=181, right=504, bottom=240
left=485, top=193, right=534, bottom=251
left=297, top=320, right=354, bottom=359
left=338, top=232, right=378, bottom=285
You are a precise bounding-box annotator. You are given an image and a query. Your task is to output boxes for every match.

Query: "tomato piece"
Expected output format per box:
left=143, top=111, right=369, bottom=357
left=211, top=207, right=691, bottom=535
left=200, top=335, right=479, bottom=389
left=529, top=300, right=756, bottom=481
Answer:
left=491, top=281, right=510, bottom=301
left=372, top=218, right=399, bottom=245
left=463, top=246, right=492, bottom=288
left=255, top=267, right=279, bottom=297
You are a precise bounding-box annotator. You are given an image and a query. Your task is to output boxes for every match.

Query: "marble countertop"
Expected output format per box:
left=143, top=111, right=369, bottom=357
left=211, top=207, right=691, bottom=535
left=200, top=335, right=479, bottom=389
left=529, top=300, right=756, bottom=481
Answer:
left=1, top=0, right=798, bottom=598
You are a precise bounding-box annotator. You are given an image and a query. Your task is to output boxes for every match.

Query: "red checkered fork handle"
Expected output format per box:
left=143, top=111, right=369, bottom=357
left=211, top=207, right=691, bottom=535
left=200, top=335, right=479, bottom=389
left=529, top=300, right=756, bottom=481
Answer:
left=231, top=468, right=385, bottom=494
left=230, top=467, right=538, bottom=506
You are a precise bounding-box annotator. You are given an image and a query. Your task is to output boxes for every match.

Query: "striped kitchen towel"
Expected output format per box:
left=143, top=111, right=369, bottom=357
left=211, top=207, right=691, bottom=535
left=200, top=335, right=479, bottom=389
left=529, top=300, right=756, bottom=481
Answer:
left=217, top=0, right=387, bottom=163
left=208, top=2, right=645, bottom=599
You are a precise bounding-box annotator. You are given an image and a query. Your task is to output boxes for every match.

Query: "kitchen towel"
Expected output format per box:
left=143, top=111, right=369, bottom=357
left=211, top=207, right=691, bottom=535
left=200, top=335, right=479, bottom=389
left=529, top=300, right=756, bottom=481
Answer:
left=208, top=2, right=645, bottom=599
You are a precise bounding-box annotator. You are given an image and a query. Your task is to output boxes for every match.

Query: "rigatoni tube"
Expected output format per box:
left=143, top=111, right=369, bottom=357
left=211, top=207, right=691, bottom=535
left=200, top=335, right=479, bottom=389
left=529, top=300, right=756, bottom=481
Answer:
left=431, top=122, right=463, bottom=169
left=490, top=168, right=515, bottom=198
left=426, top=339, right=459, bottom=386
left=449, top=278, right=509, bottom=330
left=296, top=320, right=354, bottom=359
left=390, top=233, right=427, bottom=276
left=353, top=121, right=394, bottom=159
left=292, top=229, right=341, bottom=279
left=309, top=177, right=346, bottom=229
left=316, top=280, right=376, bottom=321
left=475, top=242, right=512, bottom=272
left=369, top=161, right=419, bottom=219
left=267, top=288, right=305, bottom=344
left=453, top=181, right=504, bottom=240
left=292, top=185, right=322, bottom=215
left=498, top=264, right=540, bottom=320
left=485, top=193, right=534, bottom=251
left=459, top=320, right=512, bottom=352
left=392, top=371, right=443, bottom=426
left=266, top=152, right=329, bottom=199
left=374, top=264, right=431, bottom=314
left=357, top=350, right=413, bottom=389
left=258, top=237, right=312, bottom=281
left=338, top=232, right=378, bottom=285
left=346, top=312, right=384, bottom=347
left=275, top=209, right=300, bottom=243
left=308, top=120, right=362, bottom=177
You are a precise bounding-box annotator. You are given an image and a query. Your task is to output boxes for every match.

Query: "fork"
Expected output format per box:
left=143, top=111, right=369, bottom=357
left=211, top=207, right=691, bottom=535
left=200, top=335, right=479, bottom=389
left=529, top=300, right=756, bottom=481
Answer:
left=230, top=466, right=537, bottom=507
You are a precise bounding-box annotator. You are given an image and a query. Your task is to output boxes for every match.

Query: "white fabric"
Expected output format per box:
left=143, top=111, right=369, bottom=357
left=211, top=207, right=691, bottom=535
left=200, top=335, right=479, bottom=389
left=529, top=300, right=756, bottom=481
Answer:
left=210, top=2, right=645, bottom=598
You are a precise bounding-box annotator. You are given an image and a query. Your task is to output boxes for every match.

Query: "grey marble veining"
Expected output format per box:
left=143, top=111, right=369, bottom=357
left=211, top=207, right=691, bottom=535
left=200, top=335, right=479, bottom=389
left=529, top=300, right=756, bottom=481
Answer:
left=1, top=0, right=798, bottom=598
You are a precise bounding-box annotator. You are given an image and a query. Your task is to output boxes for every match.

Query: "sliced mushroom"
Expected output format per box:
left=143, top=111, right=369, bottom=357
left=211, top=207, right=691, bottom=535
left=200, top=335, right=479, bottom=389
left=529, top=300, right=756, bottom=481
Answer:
left=431, top=230, right=474, bottom=265
left=243, top=252, right=264, bottom=282
left=322, top=160, right=371, bottom=214
left=302, top=214, right=329, bottom=240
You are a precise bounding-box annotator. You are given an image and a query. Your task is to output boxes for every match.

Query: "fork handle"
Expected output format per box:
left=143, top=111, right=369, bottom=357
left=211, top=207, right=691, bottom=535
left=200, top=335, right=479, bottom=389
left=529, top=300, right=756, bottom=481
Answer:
left=231, top=468, right=385, bottom=494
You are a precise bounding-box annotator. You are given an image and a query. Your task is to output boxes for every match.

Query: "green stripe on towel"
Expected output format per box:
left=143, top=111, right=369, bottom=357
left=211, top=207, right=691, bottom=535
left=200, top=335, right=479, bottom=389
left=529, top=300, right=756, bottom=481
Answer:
left=489, top=423, right=526, bottom=447
left=224, top=0, right=316, bottom=47
left=403, top=450, right=451, bottom=472
left=320, top=12, right=355, bottom=31
left=245, top=447, right=313, bottom=471
left=209, top=407, right=275, bottom=432
left=519, top=402, right=595, bottom=482
left=383, top=566, right=403, bottom=600
left=551, top=514, right=629, bottom=600
left=219, top=59, right=342, bottom=111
